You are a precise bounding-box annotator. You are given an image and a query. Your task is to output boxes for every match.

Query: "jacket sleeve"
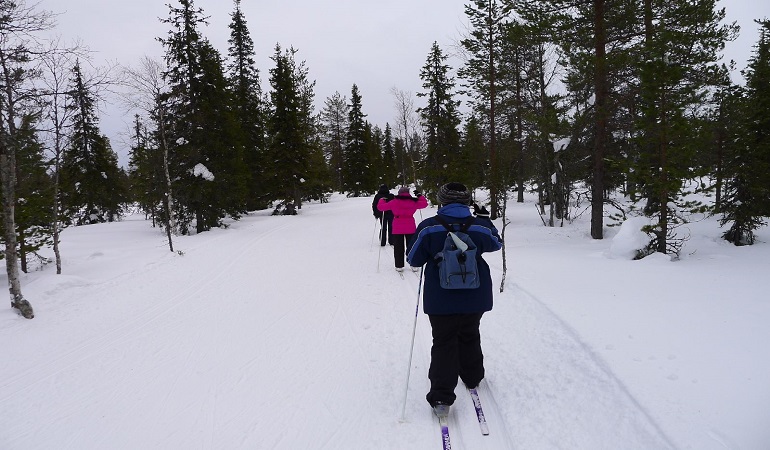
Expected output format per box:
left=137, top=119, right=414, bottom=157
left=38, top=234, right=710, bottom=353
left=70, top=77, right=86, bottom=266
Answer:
left=372, top=197, right=382, bottom=217
left=377, top=197, right=391, bottom=212
left=406, top=221, right=433, bottom=267
left=415, top=195, right=429, bottom=209
left=471, top=220, right=503, bottom=253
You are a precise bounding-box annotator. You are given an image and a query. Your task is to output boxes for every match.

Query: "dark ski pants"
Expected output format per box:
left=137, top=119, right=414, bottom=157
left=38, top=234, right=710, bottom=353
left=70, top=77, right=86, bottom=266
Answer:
left=379, top=216, right=393, bottom=246
left=426, top=312, right=485, bottom=407
left=392, top=233, right=413, bottom=269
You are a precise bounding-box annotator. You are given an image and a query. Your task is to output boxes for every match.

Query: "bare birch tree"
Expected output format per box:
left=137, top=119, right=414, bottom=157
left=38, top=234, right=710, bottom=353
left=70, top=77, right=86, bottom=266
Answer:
left=36, top=38, right=117, bottom=272
left=0, top=0, right=56, bottom=318
left=121, top=56, right=176, bottom=252
left=390, top=87, right=420, bottom=187
left=37, top=38, right=84, bottom=274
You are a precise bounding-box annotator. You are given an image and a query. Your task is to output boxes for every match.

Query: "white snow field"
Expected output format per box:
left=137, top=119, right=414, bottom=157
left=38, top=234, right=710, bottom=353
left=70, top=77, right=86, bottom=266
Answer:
left=2, top=193, right=768, bottom=450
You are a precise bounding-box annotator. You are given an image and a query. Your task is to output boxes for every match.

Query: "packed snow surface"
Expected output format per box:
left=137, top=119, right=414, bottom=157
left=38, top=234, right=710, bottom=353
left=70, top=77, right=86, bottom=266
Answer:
left=2, top=193, right=768, bottom=449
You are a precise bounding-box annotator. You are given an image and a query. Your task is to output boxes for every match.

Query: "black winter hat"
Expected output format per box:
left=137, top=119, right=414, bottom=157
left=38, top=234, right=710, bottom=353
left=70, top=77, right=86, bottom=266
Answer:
left=437, top=182, right=472, bottom=206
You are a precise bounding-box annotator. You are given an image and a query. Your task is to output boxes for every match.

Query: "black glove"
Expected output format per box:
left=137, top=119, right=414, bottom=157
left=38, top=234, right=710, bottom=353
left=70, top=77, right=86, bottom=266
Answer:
left=413, top=189, right=421, bottom=196
left=473, top=203, right=490, bottom=218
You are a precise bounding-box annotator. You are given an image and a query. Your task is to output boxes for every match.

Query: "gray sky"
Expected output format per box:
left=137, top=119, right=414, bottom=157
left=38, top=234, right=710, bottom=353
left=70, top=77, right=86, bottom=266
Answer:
left=36, top=0, right=770, bottom=166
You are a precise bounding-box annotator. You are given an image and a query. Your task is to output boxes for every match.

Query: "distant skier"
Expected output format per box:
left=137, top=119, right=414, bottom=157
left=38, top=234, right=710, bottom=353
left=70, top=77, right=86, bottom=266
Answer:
left=372, top=184, right=394, bottom=246
left=406, top=182, right=502, bottom=417
left=377, top=187, right=428, bottom=272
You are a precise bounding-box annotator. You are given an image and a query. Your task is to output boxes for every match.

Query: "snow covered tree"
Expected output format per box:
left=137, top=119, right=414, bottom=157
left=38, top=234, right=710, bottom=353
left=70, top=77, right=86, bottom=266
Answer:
left=59, top=61, right=127, bottom=225
left=417, top=42, right=462, bottom=200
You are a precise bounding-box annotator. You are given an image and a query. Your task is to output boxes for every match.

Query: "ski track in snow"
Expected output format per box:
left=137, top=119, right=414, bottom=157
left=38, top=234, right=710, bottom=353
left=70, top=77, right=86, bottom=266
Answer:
left=1, top=196, right=676, bottom=449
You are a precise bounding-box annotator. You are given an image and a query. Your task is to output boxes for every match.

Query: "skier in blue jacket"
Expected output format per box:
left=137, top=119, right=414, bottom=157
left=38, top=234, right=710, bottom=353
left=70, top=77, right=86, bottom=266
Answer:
left=407, top=182, right=502, bottom=416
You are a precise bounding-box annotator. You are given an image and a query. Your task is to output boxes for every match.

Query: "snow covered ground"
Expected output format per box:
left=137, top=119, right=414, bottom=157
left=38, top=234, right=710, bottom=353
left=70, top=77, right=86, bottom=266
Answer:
left=2, top=193, right=768, bottom=450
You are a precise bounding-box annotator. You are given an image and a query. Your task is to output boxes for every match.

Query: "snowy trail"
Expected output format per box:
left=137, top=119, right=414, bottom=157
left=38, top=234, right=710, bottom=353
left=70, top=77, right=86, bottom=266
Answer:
left=1, top=196, right=675, bottom=449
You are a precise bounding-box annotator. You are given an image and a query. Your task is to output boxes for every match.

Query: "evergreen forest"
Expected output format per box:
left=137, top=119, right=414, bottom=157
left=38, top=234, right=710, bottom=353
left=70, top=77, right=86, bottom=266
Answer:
left=1, top=0, right=769, bottom=319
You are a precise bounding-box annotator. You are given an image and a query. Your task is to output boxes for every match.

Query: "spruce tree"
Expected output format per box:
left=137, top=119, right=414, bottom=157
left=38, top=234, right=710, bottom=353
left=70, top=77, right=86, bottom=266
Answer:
left=5, top=114, right=53, bottom=273
left=381, top=124, right=398, bottom=187
left=721, top=20, right=770, bottom=245
left=59, top=62, right=126, bottom=225
left=342, top=84, right=374, bottom=196
left=127, top=115, right=165, bottom=225
left=418, top=42, right=462, bottom=199
left=265, top=45, right=320, bottom=212
left=459, top=116, right=487, bottom=189
left=160, top=0, right=247, bottom=233
left=226, top=0, right=267, bottom=210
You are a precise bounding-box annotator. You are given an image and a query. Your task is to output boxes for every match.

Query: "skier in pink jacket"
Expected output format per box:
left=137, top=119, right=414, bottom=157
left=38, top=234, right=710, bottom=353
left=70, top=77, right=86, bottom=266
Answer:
left=377, top=187, right=428, bottom=272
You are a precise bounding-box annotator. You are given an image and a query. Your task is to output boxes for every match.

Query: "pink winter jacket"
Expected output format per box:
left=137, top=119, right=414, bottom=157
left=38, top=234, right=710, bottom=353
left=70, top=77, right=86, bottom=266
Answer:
left=377, top=194, right=428, bottom=235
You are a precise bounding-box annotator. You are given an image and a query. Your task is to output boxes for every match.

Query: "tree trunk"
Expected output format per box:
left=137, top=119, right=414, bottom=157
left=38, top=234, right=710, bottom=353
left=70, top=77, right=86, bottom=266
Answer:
left=488, top=3, right=499, bottom=220
left=157, top=102, right=175, bottom=252
left=591, top=0, right=608, bottom=239
left=0, top=144, right=34, bottom=318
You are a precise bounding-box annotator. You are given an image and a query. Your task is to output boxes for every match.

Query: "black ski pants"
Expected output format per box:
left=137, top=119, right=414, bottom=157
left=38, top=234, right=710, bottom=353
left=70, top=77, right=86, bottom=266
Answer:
left=379, top=215, right=393, bottom=246
left=426, top=312, right=485, bottom=406
left=392, top=233, right=413, bottom=269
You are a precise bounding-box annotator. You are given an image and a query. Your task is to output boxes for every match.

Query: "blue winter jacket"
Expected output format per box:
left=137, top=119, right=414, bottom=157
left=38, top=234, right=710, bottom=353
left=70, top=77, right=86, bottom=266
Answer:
left=407, top=203, right=503, bottom=315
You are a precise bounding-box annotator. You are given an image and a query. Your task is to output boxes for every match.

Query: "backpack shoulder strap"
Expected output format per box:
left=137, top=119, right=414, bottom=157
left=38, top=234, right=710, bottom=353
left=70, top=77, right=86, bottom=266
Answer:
left=460, top=216, right=475, bottom=233
left=434, top=215, right=453, bottom=232
left=435, top=215, right=475, bottom=233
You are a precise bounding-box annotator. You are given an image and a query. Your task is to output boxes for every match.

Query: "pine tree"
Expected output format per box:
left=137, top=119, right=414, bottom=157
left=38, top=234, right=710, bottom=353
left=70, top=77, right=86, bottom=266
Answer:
left=418, top=42, right=462, bottom=199
left=520, top=0, right=633, bottom=237
left=461, top=0, right=513, bottom=219
left=342, top=84, right=374, bottom=196
left=721, top=20, right=770, bottom=245
left=631, top=0, right=738, bottom=254
left=226, top=0, right=267, bottom=210
left=59, top=61, right=126, bottom=225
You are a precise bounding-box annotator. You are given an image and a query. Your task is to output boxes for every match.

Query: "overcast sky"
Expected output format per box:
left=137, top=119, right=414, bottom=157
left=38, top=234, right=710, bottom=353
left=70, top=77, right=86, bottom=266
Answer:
left=36, top=0, right=770, bottom=166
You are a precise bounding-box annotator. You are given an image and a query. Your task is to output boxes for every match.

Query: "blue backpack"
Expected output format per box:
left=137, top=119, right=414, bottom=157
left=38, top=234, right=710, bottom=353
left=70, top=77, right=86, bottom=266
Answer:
left=434, top=216, right=480, bottom=289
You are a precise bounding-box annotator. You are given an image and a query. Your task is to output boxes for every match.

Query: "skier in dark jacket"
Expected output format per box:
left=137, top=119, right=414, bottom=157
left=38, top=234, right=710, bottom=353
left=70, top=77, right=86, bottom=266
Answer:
left=372, top=184, right=394, bottom=246
left=406, top=182, right=502, bottom=415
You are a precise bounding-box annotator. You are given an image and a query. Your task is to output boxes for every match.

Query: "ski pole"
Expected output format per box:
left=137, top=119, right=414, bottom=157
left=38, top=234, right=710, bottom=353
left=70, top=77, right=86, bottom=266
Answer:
left=400, top=265, right=424, bottom=421
left=370, top=216, right=379, bottom=251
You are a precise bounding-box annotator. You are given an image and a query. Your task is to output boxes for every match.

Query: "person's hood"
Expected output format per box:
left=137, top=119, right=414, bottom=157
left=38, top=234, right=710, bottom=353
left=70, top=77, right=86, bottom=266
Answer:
left=437, top=203, right=471, bottom=219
